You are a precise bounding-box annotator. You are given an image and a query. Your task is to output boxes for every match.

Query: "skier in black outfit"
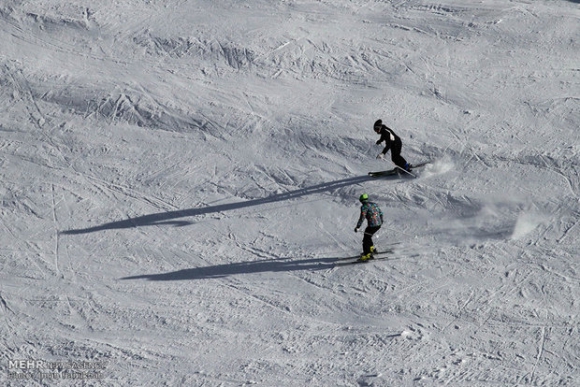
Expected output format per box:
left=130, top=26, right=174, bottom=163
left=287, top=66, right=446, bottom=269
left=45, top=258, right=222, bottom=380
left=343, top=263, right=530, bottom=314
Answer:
left=373, top=119, right=411, bottom=172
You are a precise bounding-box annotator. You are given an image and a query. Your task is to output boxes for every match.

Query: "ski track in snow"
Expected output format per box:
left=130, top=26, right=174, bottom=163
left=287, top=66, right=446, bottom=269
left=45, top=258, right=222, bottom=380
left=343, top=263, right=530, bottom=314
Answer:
left=1, top=0, right=580, bottom=385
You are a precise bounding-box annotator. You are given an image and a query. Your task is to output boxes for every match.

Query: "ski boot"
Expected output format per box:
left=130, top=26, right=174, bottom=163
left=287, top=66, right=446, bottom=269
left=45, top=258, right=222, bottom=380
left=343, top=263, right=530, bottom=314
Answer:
left=358, top=252, right=374, bottom=262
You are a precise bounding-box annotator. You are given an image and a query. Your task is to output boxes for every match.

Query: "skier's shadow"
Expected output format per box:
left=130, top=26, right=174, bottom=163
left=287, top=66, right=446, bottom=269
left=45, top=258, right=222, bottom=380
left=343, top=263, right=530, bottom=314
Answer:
left=61, top=175, right=380, bottom=235
left=120, top=256, right=345, bottom=281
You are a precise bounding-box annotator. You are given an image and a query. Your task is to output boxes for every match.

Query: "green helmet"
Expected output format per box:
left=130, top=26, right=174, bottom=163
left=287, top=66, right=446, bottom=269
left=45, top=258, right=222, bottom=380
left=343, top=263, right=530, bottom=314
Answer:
left=359, top=193, right=369, bottom=202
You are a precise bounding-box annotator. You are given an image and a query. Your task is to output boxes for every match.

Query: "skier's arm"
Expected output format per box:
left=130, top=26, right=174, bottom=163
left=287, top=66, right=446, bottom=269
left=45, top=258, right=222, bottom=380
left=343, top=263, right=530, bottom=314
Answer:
left=376, top=129, right=391, bottom=154
left=355, top=215, right=364, bottom=230
left=355, top=209, right=366, bottom=230
left=375, top=130, right=385, bottom=145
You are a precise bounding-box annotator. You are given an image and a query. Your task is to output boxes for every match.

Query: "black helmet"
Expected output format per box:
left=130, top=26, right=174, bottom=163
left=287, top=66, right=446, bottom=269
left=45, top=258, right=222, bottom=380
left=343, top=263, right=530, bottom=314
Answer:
left=373, top=119, right=382, bottom=131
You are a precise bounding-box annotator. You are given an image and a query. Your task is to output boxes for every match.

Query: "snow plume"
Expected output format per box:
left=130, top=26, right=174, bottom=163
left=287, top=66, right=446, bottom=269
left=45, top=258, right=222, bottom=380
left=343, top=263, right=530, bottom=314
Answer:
left=511, top=211, right=548, bottom=240
left=421, top=156, right=455, bottom=178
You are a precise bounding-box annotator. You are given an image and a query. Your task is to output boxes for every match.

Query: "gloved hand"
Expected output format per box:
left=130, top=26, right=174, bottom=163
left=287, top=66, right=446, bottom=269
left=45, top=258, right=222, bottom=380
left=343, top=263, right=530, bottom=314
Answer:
left=376, top=153, right=385, bottom=160
left=354, top=227, right=359, bottom=233
left=376, top=140, right=381, bottom=145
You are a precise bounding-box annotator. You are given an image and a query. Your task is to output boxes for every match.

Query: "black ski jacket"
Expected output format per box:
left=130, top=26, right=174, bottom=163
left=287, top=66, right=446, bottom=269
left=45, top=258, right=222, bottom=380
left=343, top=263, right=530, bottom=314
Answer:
left=376, top=125, right=401, bottom=155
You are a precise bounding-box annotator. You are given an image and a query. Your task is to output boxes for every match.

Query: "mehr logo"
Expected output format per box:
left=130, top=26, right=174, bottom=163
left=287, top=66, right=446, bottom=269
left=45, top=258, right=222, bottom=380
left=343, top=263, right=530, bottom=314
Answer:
left=7, top=359, right=107, bottom=381
left=8, top=359, right=107, bottom=370
left=8, top=360, right=46, bottom=369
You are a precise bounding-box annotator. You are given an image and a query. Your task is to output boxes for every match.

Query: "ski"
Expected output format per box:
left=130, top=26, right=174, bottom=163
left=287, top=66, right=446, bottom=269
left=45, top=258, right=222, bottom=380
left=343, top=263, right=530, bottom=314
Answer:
left=334, top=253, right=397, bottom=266
left=334, top=248, right=394, bottom=261
left=333, top=249, right=397, bottom=265
left=395, top=165, right=416, bottom=178
left=368, top=160, right=432, bottom=178
left=368, top=168, right=399, bottom=177
left=410, top=160, right=432, bottom=169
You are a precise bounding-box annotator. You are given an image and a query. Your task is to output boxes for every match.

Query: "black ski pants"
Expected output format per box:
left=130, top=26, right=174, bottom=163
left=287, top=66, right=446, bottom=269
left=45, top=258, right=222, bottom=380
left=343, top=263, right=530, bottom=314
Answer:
left=363, top=226, right=381, bottom=254
left=390, top=138, right=408, bottom=169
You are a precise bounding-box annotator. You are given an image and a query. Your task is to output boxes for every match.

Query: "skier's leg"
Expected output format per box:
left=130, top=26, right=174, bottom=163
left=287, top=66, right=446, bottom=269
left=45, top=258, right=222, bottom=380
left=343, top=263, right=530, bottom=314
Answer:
left=369, top=225, right=380, bottom=253
left=362, top=230, right=372, bottom=254
left=391, top=139, right=409, bottom=170
left=363, top=226, right=380, bottom=254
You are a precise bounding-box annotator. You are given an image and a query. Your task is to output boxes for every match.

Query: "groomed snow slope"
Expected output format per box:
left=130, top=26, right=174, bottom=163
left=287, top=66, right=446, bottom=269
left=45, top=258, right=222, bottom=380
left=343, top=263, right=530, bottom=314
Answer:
left=1, top=0, right=580, bottom=385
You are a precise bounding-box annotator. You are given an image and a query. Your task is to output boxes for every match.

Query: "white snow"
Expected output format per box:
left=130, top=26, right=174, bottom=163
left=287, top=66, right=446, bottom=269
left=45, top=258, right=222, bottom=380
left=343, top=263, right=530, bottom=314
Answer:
left=1, top=0, right=580, bottom=385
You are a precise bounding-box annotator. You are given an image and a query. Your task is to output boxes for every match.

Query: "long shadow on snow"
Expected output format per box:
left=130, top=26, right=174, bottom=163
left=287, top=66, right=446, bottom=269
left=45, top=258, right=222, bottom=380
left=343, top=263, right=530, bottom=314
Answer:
left=120, top=256, right=343, bottom=281
left=61, top=175, right=380, bottom=235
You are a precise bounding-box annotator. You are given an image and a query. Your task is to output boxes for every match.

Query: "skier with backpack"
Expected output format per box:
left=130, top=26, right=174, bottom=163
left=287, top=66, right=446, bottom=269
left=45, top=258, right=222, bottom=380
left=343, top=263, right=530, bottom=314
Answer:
left=354, top=193, right=383, bottom=262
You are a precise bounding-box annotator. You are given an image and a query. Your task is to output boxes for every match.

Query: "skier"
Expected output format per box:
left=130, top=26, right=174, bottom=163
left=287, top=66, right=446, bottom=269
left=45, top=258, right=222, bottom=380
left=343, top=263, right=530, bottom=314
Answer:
left=354, top=193, right=383, bottom=261
left=373, top=119, right=412, bottom=172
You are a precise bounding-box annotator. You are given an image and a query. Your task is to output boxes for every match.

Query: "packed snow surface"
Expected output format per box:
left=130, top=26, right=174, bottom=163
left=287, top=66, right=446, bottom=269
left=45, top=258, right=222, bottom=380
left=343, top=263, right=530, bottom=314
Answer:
left=1, top=0, right=580, bottom=385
